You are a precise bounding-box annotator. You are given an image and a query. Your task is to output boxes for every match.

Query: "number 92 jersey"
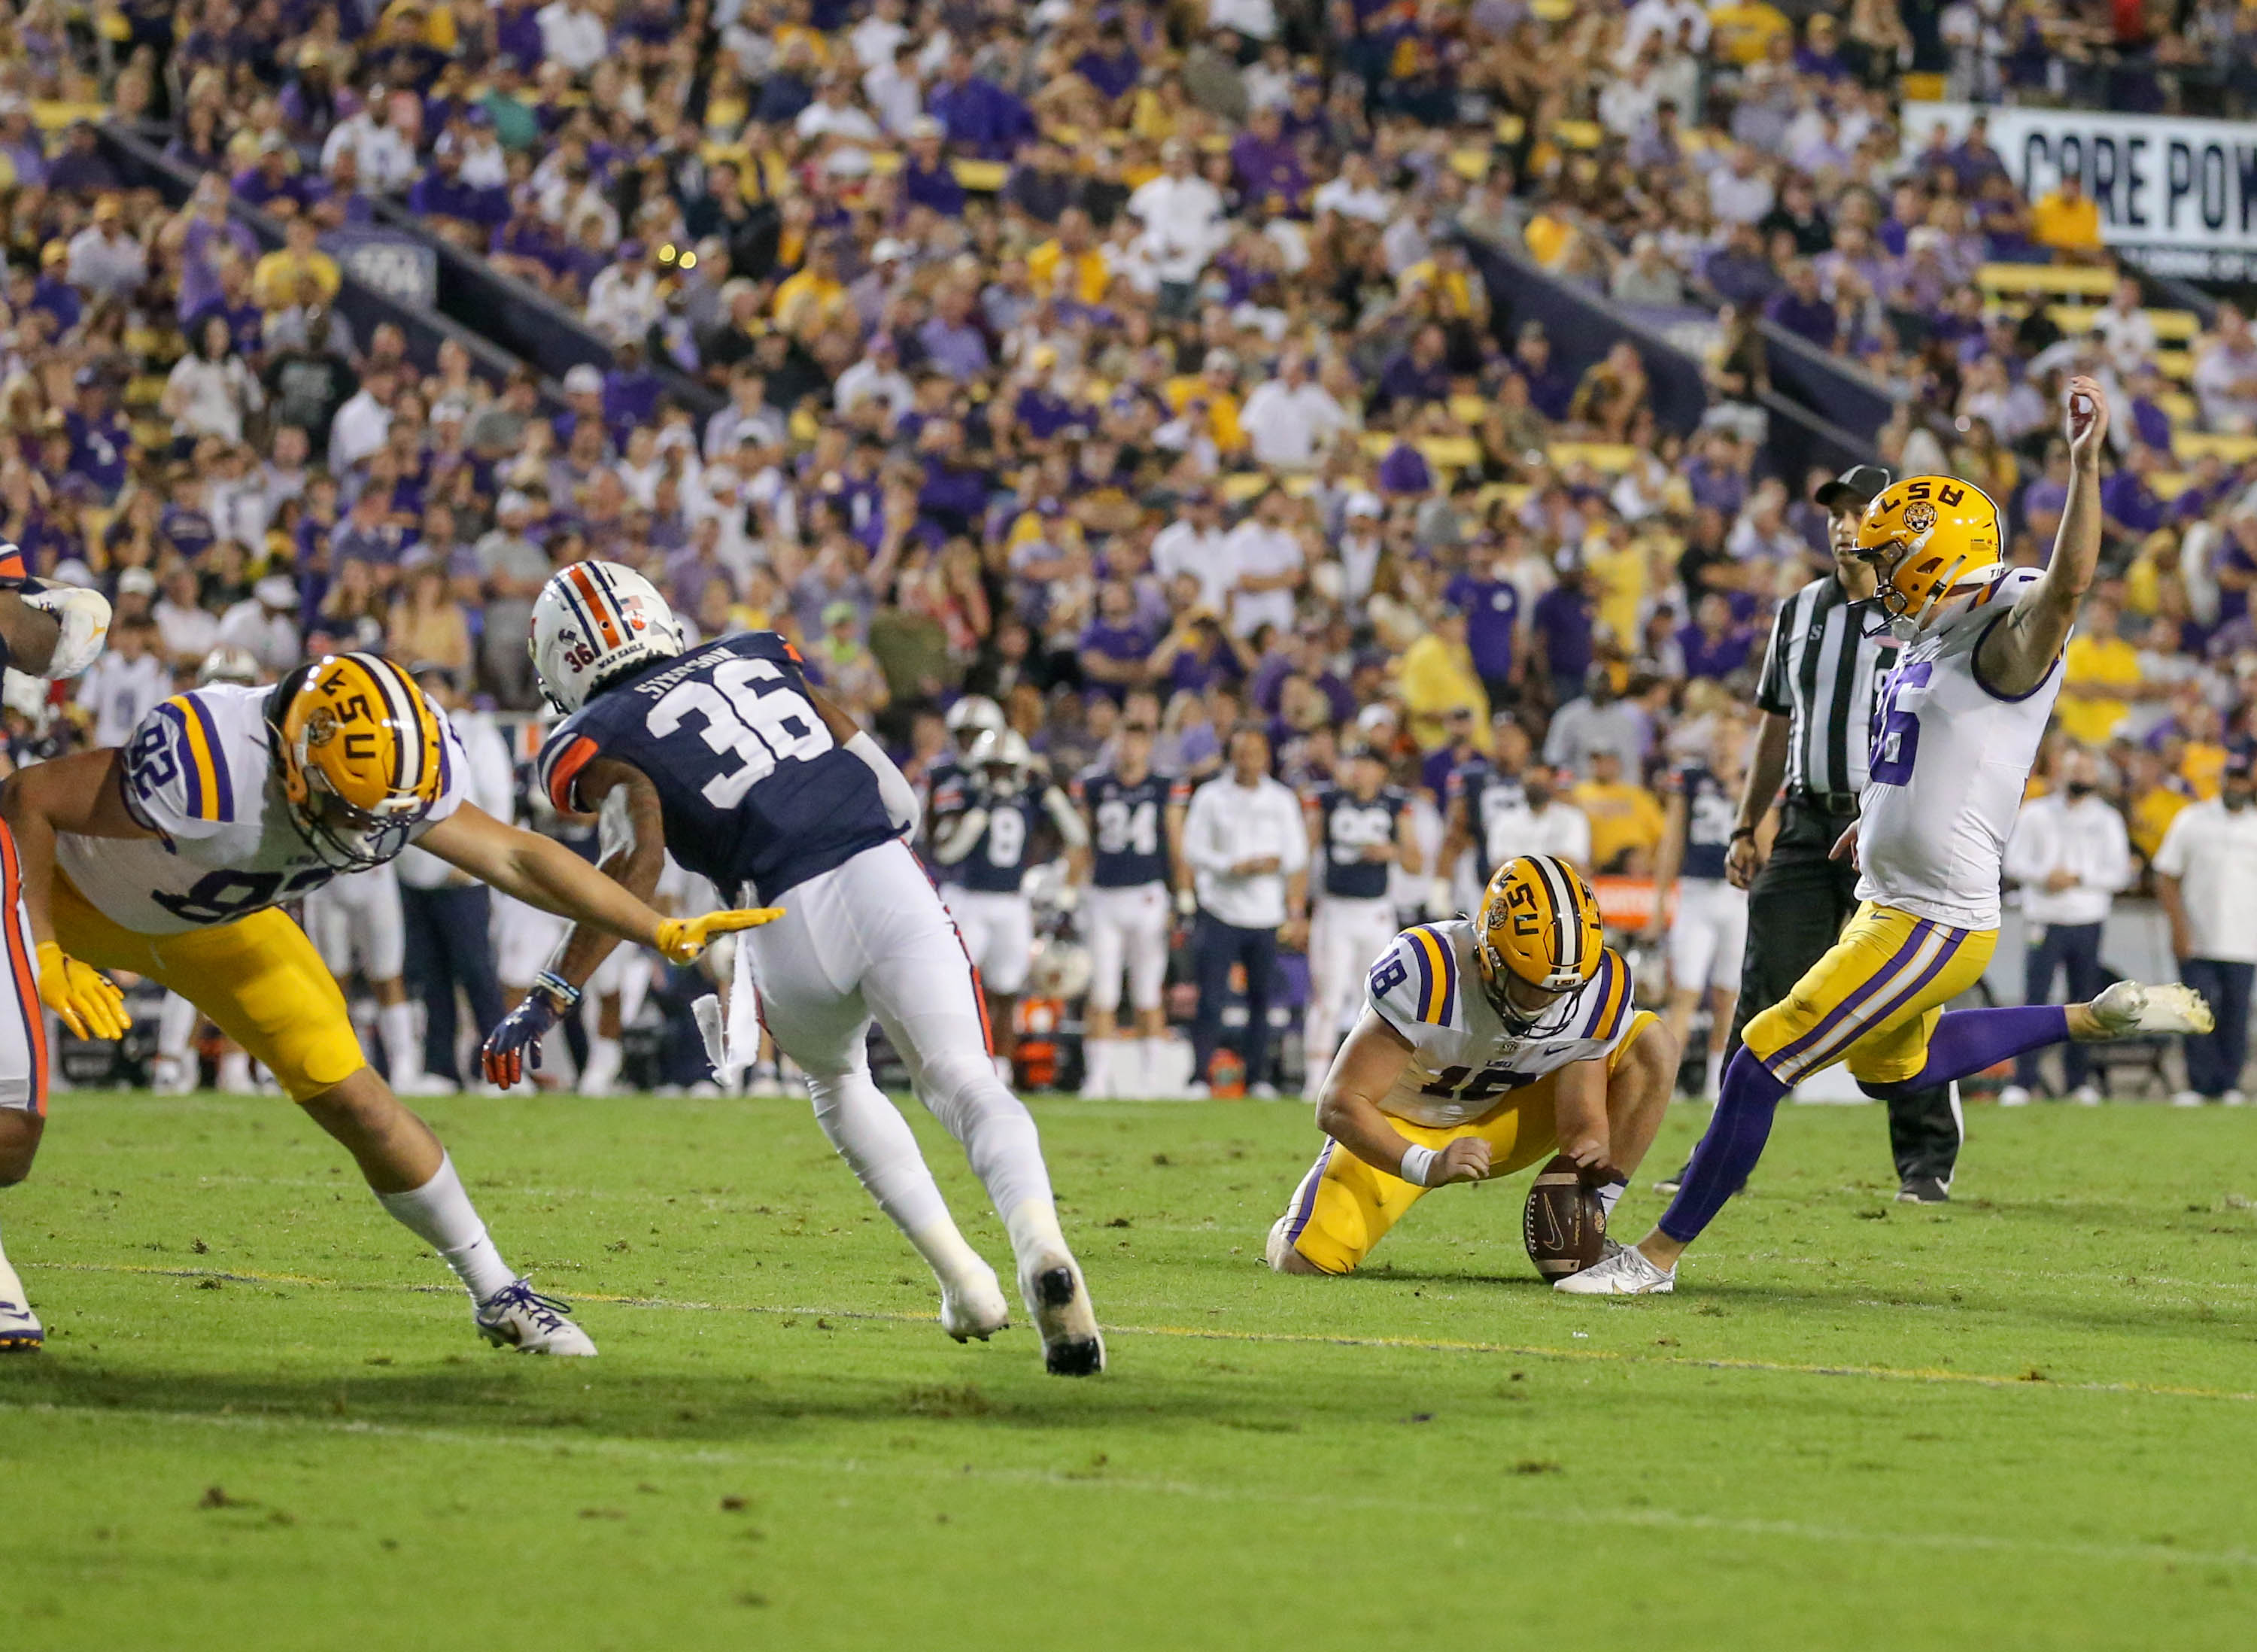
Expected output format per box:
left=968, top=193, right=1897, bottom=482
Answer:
left=536, top=631, right=897, bottom=904
left=58, top=685, right=470, bottom=934
left=1362, top=919, right=1640, bottom=1129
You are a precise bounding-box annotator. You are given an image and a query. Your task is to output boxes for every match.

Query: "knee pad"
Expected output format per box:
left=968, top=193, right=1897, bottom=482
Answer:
left=916, top=1045, right=1015, bottom=1119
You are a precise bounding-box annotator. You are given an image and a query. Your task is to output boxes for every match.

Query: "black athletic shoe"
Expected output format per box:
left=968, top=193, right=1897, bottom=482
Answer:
left=1652, top=1161, right=1689, bottom=1196
left=1895, top=1177, right=1950, bottom=1204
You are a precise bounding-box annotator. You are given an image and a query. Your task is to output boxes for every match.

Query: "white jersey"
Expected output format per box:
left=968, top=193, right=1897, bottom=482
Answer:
left=59, top=685, right=470, bottom=934
left=1364, top=919, right=1640, bottom=1128
left=1855, top=567, right=2061, bottom=931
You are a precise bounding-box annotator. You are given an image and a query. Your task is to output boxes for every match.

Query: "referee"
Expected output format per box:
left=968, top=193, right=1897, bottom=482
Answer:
left=1662, top=463, right=1963, bottom=1204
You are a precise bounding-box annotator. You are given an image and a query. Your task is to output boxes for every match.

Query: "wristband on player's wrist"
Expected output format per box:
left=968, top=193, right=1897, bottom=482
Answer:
left=533, top=970, right=582, bottom=1012
left=1729, top=827, right=1756, bottom=843
left=1398, top=1143, right=1438, bottom=1188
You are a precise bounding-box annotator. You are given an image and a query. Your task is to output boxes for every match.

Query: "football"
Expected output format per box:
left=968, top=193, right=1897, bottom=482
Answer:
left=1522, top=1154, right=1607, bottom=1279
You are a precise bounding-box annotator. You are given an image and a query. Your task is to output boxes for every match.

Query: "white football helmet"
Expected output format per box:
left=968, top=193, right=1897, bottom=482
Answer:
left=946, top=694, right=1006, bottom=755
left=968, top=727, right=1032, bottom=784
left=196, top=644, right=262, bottom=686
left=529, top=560, right=685, bottom=713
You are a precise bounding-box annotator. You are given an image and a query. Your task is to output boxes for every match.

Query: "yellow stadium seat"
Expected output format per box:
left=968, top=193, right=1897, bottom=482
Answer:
left=2149, top=310, right=2201, bottom=340
left=2157, top=390, right=2198, bottom=426
left=1494, top=114, right=1526, bottom=145
left=2149, top=472, right=2192, bottom=500
left=1977, top=263, right=2118, bottom=299
left=950, top=159, right=1008, bottom=191
left=1548, top=442, right=1639, bottom=473
left=32, top=102, right=108, bottom=131
left=1449, top=148, right=1490, bottom=181
left=1416, top=436, right=1481, bottom=469
left=1447, top=393, right=1489, bottom=424
left=1551, top=119, right=1603, bottom=150
left=1219, top=472, right=1271, bottom=504
left=2175, top=431, right=2257, bottom=463
left=2044, top=305, right=2099, bottom=333
left=2156, top=348, right=2193, bottom=380
left=123, top=375, right=166, bottom=408
left=1900, top=73, right=1948, bottom=102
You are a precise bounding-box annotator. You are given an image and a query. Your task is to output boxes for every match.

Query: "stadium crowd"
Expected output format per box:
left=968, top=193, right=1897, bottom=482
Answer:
left=0, top=0, right=2252, bottom=1100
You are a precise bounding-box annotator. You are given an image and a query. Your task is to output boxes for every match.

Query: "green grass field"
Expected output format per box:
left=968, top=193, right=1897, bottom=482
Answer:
left=3, top=1091, right=2255, bottom=1651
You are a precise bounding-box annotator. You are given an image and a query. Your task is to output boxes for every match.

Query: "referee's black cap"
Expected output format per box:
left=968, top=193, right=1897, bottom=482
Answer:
left=1814, top=463, right=1892, bottom=510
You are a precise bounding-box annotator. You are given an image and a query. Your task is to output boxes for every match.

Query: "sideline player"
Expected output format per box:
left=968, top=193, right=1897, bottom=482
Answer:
left=1070, top=712, right=1183, bottom=1098
left=929, top=728, right=1086, bottom=1081
left=1302, top=739, right=1421, bottom=1101
left=1267, top=855, right=1678, bottom=1277
left=303, top=859, right=432, bottom=1093
left=0, top=651, right=776, bottom=1352
left=0, top=560, right=114, bottom=1349
left=1565, top=380, right=2212, bottom=1295
left=482, top=563, right=1105, bottom=1375
left=1644, top=727, right=1749, bottom=1100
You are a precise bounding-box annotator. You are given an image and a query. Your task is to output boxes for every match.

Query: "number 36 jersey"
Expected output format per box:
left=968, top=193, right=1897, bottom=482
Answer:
left=1363, top=919, right=1640, bottom=1129
left=536, top=630, right=895, bottom=904
left=1855, top=566, right=2061, bottom=931
left=59, top=685, right=470, bottom=934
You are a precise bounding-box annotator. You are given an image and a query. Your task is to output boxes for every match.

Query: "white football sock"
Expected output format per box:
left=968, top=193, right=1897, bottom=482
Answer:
left=158, top=992, right=198, bottom=1060
left=217, top=1050, right=251, bottom=1092
left=1080, top=1037, right=1110, bottom=1096
left=807, top=1070, right=992, bottom=1291
left=0, top=1219, right=27, bottom=1312
left=904, top=1034, right=1062, bottom=1270
left=1703, top=1044, right=1725, bottom=1101
left=580, top=1035, right=623, bottom=1095
left=1140, top=1037, right=1177, bottom=1096
left=378, top=1001, right=422, bottom=1088
left=375, top=1153, right=518, bottom=1301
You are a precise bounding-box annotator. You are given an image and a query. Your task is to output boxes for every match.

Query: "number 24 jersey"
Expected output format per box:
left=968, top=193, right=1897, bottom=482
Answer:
left=1362, top=919, right=1640, bottom=1128
left=59, top=683, right=472, bottom=934
left=536, top=631, right=897, bottom=904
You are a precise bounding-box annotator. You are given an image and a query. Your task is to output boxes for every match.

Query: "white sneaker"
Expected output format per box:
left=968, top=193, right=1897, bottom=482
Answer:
left=151, top=1054, right=196, bottom=1095
left=1020, top=1256, right=1104, bottom=1376
left=0, top=1295, right=41, bottom=1351
left=748, top=1065, right=784, bottom=1098
left=2227, top=1090, right=2248, bottom=1107
left=2088, top=981, right=2215, bottom=1037
left=1249, top=1082, right=1279, bottom=1100
left=940, top=1267, right=1011, bottom=1343
left=1183, top=1081, right=1211, bottom=1099
left=475, top=1280, right=598, bottom=1356
left=1997, top=1084, right=2033, bottom=1108
left=2070, top=1084, right=2103, bottom=1107
left=2172, top=1089, right=2207, bottom=1108
left=1553, top=1244, right=1676, bottom=1295
left=396, top=1073, right=458, bottom=1097
left=578, top=1043, right=623, bottom=1098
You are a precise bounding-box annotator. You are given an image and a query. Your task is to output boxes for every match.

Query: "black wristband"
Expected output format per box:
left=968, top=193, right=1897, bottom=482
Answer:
left=1729, top=827, right=1756, bottom=843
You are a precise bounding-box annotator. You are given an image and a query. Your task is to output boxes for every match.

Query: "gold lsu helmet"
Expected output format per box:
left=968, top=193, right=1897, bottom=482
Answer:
left=1474, top=854, right=1604, bottom=1022
left=1853, top=476, right=2003, bottom=632
left=272, top=652, right=445, bottom=870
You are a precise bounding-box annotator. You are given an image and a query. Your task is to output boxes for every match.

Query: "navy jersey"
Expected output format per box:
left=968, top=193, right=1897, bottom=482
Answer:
left=936, top=782, right=1042, bottom=893
left=1448, top=760, right=1530, bottom=873
left=535, top=630, right=895, bottom=903
left=1073, top=768, right=1179, bottom=888
left=1316, top=785, right=1407, bottom=900
left=1669, top=762, right=1736, bottom=881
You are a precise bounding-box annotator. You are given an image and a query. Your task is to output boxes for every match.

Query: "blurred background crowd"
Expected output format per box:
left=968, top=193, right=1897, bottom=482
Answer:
left=0, top=0, right=2252, bottom=1101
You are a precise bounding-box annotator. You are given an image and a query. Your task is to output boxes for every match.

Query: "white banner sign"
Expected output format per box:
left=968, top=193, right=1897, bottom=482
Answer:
left=1903, top=102, right=2257, bottom=278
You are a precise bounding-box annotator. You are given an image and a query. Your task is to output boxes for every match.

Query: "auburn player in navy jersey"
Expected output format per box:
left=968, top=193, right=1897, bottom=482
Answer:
left=1068, top=714, right=1186, bottom=1098
left=1645, top=732, right=1751, bottom=1100
left=928, top=727, right=1087, bottom=1082
left=484, top=562, right=1104, bottom=1375
left=1302, top=741, right=1423, bottom=1100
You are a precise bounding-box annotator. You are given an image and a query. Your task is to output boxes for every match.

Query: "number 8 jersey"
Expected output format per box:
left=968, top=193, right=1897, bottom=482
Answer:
left=1855, top=566, right=2061, bottom=931
left=536, top=631, right=896, bottom=903
left=59, top=684, right=472, bottom=933
left=1364, top=919, right=1640, bottom=1128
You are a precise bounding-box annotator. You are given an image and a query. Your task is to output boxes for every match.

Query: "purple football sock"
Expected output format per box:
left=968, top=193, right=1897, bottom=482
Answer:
left=1863, top=1006, right=2070, bottom=1098
left=1658, top=1048, right=1788, bottom=1244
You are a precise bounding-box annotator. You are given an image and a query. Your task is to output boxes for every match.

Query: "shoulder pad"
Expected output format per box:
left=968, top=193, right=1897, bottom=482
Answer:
left=1368, top=924, right=1462, bottom=1033
left=120, top=694, right=242, bottom=838
left=1571, top=948, right=1636, bottom=1045
left=535, top=710, right=606, bottom=816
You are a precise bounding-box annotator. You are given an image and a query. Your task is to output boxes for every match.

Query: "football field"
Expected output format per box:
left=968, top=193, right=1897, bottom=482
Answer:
left=3, top=1091, right=2254, bottom=1651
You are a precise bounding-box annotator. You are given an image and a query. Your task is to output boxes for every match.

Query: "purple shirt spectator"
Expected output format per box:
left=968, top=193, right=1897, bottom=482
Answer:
left=917, top=314, right=992, bottom=379
left=927, top=72, right=1036, bottom=159
left=178, top=212, right=259, bottom=323
left=1532, top=582, right=1596, bottom=686
left=1764, top=285, right=1838, bottom=350
left=1444, top=572, right=1520, bottom=683
left=1677, top=620, right=1753, bottom=680
left=2101, top=469, right=2164, bottom=536
left=901, top=156, right=967, bottom=217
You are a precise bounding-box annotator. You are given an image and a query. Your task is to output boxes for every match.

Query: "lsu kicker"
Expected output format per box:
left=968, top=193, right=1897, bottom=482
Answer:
left=1268, top=854, right=1677, bottom=1277
left=480, top=561, right=1104, bottom=1377
left=0, top=650, right=776, bottom=1353
left=1566, top=377, right=2212, bottom=1296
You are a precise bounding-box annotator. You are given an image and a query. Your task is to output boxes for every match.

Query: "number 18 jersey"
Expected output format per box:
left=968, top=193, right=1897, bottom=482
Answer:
left=1363, top=920, right=1640, bottom=1128
left=1855, top=568, right=2061, bottom=931
left=536, top=631, right=896, bottom=903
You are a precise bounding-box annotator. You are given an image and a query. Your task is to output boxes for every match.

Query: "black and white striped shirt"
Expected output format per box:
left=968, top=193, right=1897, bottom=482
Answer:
left=1754, top=574, right=1885, bottom=799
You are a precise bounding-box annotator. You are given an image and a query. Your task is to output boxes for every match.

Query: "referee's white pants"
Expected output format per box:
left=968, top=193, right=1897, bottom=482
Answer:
left=1305, top=895, right=1399, bottom=1095
left=1083, top=882, right=1170, bottom=1014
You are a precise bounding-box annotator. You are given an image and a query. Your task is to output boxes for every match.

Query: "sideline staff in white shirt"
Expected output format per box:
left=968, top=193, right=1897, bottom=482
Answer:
left=2153, top=749, right=2257, bottom=1104
left=2000, top=751, right=2133, bottom=1104
left=1180, top=724, right=1309, bottom=1095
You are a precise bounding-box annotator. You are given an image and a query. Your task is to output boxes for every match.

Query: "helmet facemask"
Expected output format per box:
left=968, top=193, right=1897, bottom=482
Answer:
left=291, top=766, right=422, bottom=872
left=1473, top=935, right=1578, bottom=1035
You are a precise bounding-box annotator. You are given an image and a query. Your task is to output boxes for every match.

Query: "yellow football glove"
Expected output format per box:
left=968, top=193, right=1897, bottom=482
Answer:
left=36, top=942, right=131, bottom=1041
left=653, top=907, right=786, bottom=965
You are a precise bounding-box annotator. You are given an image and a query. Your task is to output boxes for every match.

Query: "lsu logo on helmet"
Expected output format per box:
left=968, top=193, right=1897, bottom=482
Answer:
left=273, top=652, right=445, bottom=871
left=1854, top=476, right=2002, bottom=632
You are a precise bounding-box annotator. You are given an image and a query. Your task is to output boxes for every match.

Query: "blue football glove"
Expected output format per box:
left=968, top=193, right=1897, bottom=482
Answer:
left=482, top=979, right=568, bottom=1089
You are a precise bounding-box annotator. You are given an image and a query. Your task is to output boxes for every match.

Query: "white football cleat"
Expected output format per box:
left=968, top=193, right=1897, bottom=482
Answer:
left=0, top=1295, right=42, bottom=1351
left=2172, top=1089, right=2207, bottom=1108
left=940, top=1267, right=1011, bottom=1343
left=1553, top=1244, right=1676, bottom=1295
left=475, top=1280, right=598, bottom=1356
left=2088, top=981, right=2214, bottom=1038
left=1021, top=1256, right=1104, bottom=1375
left=1997, top=1084, right=2032, bottom=1108
left=2070, top=1084, right=2103, bottom=1107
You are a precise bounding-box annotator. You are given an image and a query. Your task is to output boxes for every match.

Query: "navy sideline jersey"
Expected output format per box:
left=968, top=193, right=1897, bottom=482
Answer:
left=1073, top=768, right=1180, bottom=888
left=1315, top=785, right=1407, bottom=900
left=1669, top=762, right=1736, bottom=881
left=934, top=781, right=1043, bottom=893
left=536, top=631, right=896, bottom=903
